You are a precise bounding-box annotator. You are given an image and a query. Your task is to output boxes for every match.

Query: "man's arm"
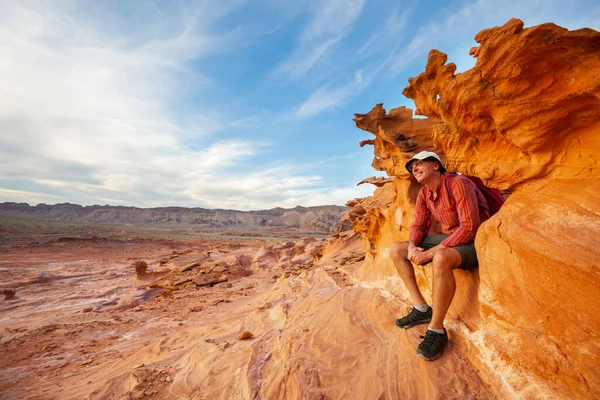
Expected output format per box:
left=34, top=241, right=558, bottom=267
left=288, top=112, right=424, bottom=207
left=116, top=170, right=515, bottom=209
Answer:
left=407, top=189, right=432, bottom=264
left=408, top=188, right=430, bottom=246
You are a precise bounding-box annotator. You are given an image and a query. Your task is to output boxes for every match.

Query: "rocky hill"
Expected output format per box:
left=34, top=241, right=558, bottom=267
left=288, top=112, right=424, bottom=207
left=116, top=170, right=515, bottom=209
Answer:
left=0, top=202, right=348, bottom=233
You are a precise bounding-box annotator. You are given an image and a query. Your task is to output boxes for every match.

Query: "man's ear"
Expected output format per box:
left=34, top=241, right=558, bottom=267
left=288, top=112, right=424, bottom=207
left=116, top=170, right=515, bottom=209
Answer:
left=432, top=161, right=440, bottom=171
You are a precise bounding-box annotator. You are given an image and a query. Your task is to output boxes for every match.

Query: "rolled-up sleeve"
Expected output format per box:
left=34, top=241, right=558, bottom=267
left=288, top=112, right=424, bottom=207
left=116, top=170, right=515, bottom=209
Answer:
left=441, top=177, right=480, bottom=247
left=409, top=188, right=431, bottom=245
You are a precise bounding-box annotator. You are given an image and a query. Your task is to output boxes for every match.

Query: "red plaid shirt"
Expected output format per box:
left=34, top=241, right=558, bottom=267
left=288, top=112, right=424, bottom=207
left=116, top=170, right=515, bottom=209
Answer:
left=409, top=173, right=490, bottom=247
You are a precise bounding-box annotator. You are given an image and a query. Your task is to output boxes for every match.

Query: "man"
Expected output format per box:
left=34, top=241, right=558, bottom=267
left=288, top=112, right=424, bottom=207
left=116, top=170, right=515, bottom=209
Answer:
left=390, top=151, right=490, bottom=361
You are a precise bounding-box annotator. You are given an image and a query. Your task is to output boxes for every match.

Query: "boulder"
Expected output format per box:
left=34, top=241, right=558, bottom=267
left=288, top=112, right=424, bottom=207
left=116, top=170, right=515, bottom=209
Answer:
left=192, top=272, right=228, bottom=287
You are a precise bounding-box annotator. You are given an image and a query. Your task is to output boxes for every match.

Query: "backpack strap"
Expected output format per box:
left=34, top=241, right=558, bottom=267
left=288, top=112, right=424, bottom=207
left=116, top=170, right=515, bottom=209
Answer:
left=443, top=173, right=458, bottom=209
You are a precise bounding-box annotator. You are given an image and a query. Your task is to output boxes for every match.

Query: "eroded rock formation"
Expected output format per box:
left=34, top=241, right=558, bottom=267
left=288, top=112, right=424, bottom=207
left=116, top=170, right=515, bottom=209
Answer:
left=348, top=18, right=600, bottom=399
left=357, top=176, right=395, bottom=187
left=403, top=19, right=600, bottom=187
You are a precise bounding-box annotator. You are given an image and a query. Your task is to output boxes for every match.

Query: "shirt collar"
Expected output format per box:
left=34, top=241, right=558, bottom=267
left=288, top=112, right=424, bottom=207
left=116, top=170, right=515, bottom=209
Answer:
left=426, top=172, right=447, bottom=200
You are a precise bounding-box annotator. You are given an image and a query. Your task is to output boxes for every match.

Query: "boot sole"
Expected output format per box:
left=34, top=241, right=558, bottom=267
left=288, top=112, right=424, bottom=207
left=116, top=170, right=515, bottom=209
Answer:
left=394, top=318, right=431, bottom=329
left=416, top=350, right=443, bottom=361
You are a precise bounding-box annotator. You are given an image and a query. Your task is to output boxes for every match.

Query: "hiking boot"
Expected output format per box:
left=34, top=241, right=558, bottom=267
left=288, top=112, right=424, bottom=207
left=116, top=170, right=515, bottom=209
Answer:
left=394, top=307, right=432, bottom=329
left=416, top=329, right=448, bottom=361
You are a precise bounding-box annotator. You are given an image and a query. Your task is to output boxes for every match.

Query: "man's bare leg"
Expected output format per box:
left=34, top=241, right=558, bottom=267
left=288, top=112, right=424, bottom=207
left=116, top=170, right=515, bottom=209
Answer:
left=390, top=242, right=427, bottom=306
left=429, top=248, right=462, bottom=329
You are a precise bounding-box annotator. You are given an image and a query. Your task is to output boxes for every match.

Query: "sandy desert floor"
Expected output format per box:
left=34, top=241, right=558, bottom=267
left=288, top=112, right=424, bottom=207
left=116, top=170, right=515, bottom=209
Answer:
left=0, top=218, right=326, bottom=399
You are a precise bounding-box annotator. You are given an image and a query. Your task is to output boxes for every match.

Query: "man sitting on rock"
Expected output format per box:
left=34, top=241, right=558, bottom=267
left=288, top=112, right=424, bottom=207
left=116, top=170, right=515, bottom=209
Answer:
left=390, top=151, right=490, bottom=361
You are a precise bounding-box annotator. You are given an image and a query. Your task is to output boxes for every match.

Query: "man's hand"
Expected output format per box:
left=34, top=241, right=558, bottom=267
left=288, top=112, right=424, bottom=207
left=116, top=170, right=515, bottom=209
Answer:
left=407, top=242, right=424, bottom=262
left=409, top=243, right=447, bottom=265
left=411, top=250, right=433, bottom=265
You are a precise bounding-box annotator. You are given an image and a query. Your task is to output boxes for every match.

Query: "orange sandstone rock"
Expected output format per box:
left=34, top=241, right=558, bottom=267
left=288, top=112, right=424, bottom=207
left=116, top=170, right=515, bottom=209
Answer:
left=351, top=18, right=600, bottom=399
left=237, top=330, right=253, bottom=340
left=403, top=18, right=600, bottom=188
left=354, top=104, right=435, bottom=177
left=132, top=260, right=148, bottom=276
left=192, top=272, right=228, bottom=287
left=357, top=176, right=394, bottom=187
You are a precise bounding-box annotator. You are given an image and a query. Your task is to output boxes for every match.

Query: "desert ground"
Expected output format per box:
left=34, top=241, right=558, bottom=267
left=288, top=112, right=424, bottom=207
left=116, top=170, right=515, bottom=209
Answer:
left=0, top=217, right=340, bottom=399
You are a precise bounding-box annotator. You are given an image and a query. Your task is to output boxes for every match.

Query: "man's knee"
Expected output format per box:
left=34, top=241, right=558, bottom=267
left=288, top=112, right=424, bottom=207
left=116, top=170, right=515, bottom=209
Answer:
left=432, top=248, right=461, bottom=273
left=390, top=241, right=409, bottom=262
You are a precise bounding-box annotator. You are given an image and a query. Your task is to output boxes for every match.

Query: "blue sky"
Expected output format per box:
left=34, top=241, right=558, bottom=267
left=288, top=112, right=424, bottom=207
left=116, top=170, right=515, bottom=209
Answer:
left=1, top=0, right=599, bottom=210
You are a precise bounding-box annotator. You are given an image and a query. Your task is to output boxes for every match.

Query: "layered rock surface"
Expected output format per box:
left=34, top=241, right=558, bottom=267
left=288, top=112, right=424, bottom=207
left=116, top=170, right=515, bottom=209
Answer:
left=348, top=18, right=600, bottom=399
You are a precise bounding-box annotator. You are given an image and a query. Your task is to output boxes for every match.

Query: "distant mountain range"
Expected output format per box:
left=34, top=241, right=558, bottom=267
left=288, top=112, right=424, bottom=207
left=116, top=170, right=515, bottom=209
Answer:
left=0, top=202, right=349, bottom=233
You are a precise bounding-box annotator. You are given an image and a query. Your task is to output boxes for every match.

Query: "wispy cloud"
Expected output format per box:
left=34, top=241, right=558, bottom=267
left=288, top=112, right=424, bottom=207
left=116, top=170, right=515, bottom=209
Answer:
left=0, top=1, right=300, bottom=210
left=290, top=5, right=416, bottom=119
left=295, top=70, right=366, bottom=118
left=179, top=170, right=374, bottom=210
left=272, top=0, right=366, bottom=79
left=0, top=188, right=64, bottom=204
left=356, top=7, right=411, bottom=58
left=294, top=41, right=402, bottom=119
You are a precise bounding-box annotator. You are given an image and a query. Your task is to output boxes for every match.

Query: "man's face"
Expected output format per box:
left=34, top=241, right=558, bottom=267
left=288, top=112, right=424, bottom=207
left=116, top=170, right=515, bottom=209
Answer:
left=411, top=159, right=439, bottom=183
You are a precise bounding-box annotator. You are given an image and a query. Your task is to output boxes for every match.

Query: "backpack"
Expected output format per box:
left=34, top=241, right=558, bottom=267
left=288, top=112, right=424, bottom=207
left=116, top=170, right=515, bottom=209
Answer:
left=444, top=173, right=505, bottom=215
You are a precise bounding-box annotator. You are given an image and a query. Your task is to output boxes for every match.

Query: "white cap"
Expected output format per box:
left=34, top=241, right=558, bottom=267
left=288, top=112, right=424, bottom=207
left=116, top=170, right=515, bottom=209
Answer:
left=405, top=151, right=446, bottom=174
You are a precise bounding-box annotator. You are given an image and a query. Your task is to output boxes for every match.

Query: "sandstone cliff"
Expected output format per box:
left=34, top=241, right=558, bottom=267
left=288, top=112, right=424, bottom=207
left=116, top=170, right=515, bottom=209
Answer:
left=347, top=18, right=600, bottom=399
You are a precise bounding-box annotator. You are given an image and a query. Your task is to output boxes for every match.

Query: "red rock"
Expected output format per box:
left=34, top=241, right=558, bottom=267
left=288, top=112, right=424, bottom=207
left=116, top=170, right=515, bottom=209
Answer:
left=192, top=272, right=227, bottom=287
left=357, top=176, right=394, bottom=187
left=237, top=331, right=253, bottom=340
left=132, top=261, right=148, bottom=276
left=403, top=18, right=600, bottom=188
left=178, top=261, right=201, bottom=272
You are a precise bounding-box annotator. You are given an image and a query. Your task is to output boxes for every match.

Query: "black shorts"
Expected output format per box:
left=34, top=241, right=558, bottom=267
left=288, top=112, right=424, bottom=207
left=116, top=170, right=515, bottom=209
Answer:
left=418, top=234, right=478, bottom=270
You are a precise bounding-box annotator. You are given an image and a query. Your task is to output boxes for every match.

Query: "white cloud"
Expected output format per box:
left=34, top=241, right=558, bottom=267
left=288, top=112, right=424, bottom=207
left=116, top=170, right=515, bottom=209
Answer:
left=177, top=170, right=374, bottom=210
left=296, top=185, right=375, bottom=208
left=0, top=1, right=303, bottom=210
left=272, top=0, right=366, bottom=79
left=356, top=7, right=411, bottom=58
left=32, top=179, right=70, bottom=188
left=295, top=70, right=366, bottom=118
left=294, top=48, right=399, bottom=118
left=0, top=188, right=64, bottom=204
